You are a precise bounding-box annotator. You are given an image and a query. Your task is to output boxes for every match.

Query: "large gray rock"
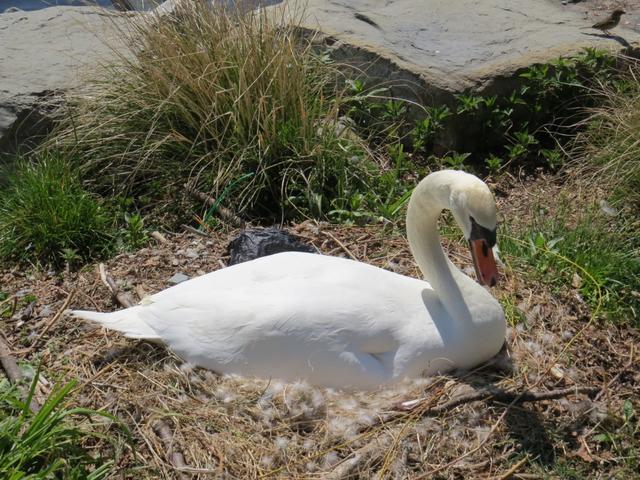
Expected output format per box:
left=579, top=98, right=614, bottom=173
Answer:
left=0, top=6, right=129, bottom=153
left=290, top=0, right=640, bottom=99
left=3, top=0, right=639, bottom=153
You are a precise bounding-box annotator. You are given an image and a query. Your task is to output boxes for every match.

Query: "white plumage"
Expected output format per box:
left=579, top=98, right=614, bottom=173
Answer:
left=71, top=170, right=506, bottom=389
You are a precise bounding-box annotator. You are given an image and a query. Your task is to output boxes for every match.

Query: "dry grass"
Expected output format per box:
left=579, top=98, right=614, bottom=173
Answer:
left=1, top=176, right=638, bottom=478
left=571, top=59, right=640, bottom=210
left=47, top=2, right=372, bottom=219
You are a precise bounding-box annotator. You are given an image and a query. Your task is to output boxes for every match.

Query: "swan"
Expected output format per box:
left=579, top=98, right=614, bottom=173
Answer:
left=70, top=170, right=505, bottom=389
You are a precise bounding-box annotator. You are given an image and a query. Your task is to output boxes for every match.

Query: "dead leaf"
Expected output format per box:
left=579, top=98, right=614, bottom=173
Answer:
left=571, top=436, right=594, bottom=463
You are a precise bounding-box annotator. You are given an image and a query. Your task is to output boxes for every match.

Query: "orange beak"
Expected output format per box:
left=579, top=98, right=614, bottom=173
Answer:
left=469, top=239, right=499, bottom=287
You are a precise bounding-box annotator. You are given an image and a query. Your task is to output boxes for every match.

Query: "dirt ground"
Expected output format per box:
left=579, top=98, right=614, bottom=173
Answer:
left=0, top=172, right=638, bottom=479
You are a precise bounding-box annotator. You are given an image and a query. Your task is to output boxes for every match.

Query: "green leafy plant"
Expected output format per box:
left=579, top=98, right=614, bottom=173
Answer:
left=0, top=154, right=114, bottom=268
left=592, top=400, right=639, bottom=473
left=121, top=213, right=148, bottom=250
left=539, top=148, right=564, bottom=169
left=410, top=105, right=451, bottom=153
left=440, top=152, right=471, bottom=170
left=485, top=155, right=503, bottom=175
left=456, top=93, right=484, bottom=114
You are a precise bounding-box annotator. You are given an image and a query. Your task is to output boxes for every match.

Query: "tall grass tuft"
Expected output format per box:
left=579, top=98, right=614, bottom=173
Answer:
left=49, top=2, right=375, bottom=219
left=0, top=373, right=125, bottom=479
left=573, top=61, right=640, bottom=208
left=0, top=153, right=113, bottom=268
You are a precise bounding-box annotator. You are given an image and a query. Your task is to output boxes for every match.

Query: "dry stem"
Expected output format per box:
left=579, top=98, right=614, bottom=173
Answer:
left=185, top=184, right=244, bottom=227
left=0, top=335, right=40, bottom=412
left=27, top=289, right=75, bottom=354
left=99, top=263, right=135, bottom=308
left=0, top=335, right=22, bottom=385
left=150, top=231, right=169, bottom=244
left=397, top=385, right=599, bottom=415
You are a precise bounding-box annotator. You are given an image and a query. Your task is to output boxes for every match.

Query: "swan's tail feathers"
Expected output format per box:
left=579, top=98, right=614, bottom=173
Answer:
left=68, top=308, right=162, bottom=341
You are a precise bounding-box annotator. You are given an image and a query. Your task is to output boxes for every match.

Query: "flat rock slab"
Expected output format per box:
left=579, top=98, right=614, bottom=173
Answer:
left=292, top=0, right=640, bottom=98
left=2, top=1, right=640, bottom=152
left=0, top=6, right=128, bottom=152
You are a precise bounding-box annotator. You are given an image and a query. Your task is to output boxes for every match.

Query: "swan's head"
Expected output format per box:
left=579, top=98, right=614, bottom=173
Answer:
left=449, top=176, right=499, bottom=287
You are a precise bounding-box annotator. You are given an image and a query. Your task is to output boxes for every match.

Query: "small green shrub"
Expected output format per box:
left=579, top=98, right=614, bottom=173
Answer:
left=0, top=154, right=114, bottom=267
left=340, top=48, right=622, bottom=176
left=0, top=372, right=125, bottom=479
left=120, top=213, right=148, bottom=251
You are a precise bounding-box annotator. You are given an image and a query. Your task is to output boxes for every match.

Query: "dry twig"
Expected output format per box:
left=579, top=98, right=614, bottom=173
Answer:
left=185, top=184, right=244, bottom=227
left=327, top=433, right=394, bottom=480
left=99, top=263, right=135, bottom=308
left=0, top=335, right=40, bottom=413
left=396, top=385, right=599, bottom=414
left=28, top=290, right=76, bottom=353
left=493, top=455, right=530, bottom=480
left=0, top=335, right=22, bottom=385
left=150, top=231, right=169, bottom=244
left=323, top=231, right=358, bottom=261
left=182, top=224, right=211, bottom=237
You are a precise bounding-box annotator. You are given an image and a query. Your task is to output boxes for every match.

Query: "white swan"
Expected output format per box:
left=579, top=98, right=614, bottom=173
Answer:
left=71, top=170, right=505, bottom=389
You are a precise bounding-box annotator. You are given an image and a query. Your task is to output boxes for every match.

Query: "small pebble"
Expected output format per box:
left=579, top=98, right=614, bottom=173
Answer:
left=168, top=272, right=190, bottom=284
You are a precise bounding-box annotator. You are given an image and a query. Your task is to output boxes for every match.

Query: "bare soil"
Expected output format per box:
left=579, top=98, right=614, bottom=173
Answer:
left=0, top=173, right=638, bottom=479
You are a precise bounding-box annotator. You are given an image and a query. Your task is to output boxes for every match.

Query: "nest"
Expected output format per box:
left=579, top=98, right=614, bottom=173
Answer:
left=1, top=174, right=638, bottom=479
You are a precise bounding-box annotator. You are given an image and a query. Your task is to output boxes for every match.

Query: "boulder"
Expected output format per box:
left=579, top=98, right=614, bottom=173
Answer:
left=272, top=0, right=640, bottom=149
left=3, top=1, right=639, bottom=153
left=288, top=0, right=639, bottom=99
left=0, top=6, right=129, bottom=153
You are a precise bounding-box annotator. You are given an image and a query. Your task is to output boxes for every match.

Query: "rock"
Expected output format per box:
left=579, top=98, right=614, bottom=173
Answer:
left=280, top=0, right=640, bottom=149
left=5, top=0, right=639, bottom=153
left=0, top=6, right=129, bottom=152
left=288, top=0, right=640, bottom=94
left=157, top=0, right=640, bottom=149
left=227, top=227, right=315, bottom=266
left=168, top=272, right=190, bottom=284
left=154, top=0, right=281, bottom=16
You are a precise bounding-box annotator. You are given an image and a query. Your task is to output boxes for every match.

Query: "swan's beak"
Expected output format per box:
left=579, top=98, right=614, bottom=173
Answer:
left=469, top=239, right=499, bottom=287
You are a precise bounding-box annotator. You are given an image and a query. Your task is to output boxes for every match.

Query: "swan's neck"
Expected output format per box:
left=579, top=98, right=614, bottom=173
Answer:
left=406, top=173, right=473, bottom=324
